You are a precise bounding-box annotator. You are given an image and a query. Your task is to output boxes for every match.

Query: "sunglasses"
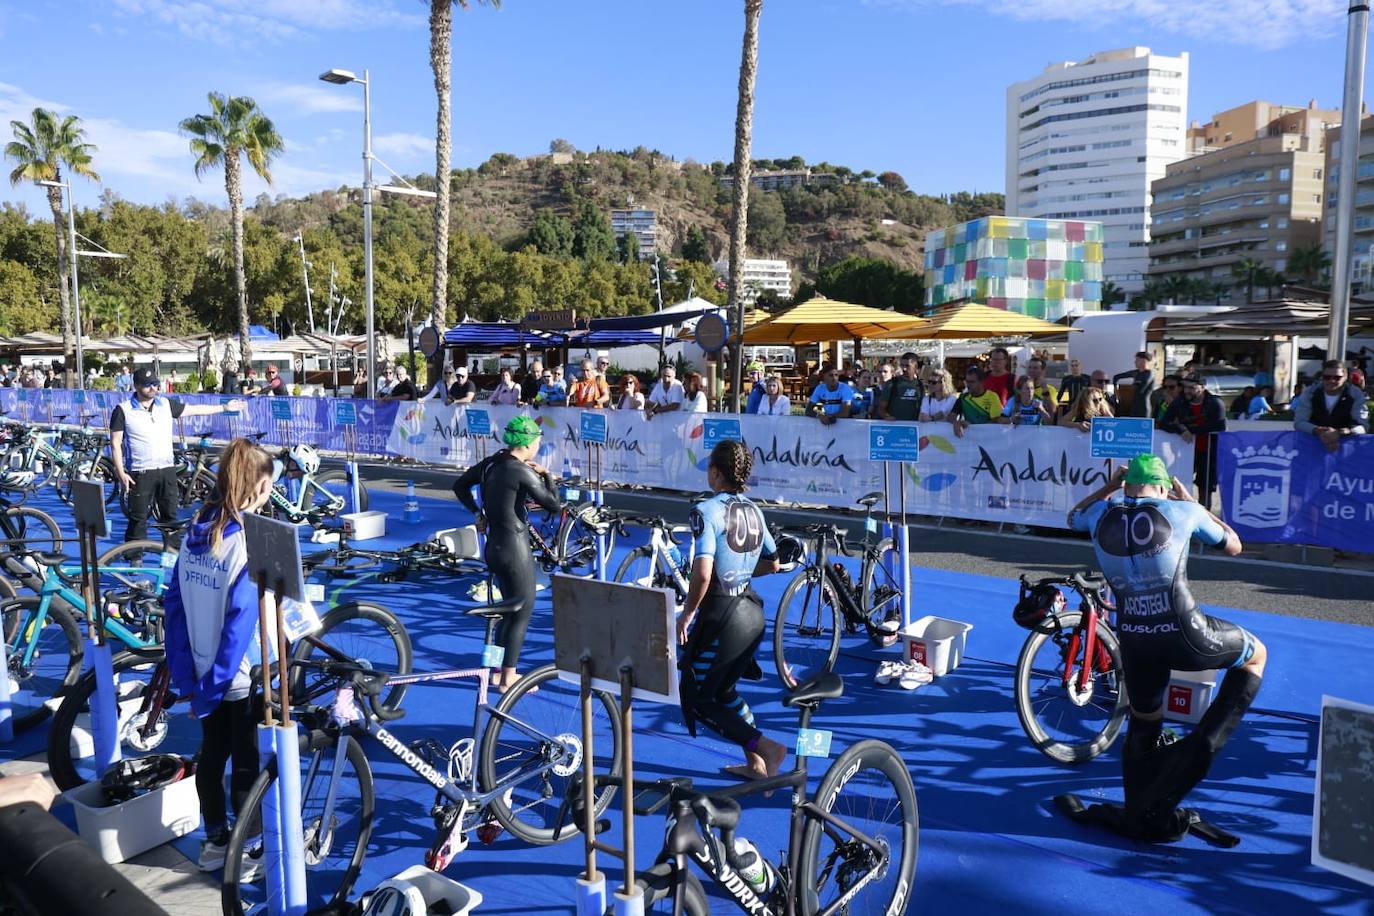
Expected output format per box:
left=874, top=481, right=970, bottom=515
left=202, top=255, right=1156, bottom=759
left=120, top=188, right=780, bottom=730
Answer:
left=1323, top=374, right=1345, bottom=381
left=1091, top=379, right=1107, bottom=385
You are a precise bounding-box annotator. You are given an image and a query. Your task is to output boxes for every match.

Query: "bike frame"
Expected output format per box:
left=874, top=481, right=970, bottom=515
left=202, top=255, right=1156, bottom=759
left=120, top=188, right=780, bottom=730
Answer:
left=1051, top=585, right=1115, bottom=696
left=633, top=523, right=692, bottom=597
left=8, top=562, right=165, bottom=667
left=271, top=469, right=345, bottom=522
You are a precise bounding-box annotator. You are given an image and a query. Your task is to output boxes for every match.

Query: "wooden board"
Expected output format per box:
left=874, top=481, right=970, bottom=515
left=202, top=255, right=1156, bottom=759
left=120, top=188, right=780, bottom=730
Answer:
left=551, top=574, right=677, bottom=704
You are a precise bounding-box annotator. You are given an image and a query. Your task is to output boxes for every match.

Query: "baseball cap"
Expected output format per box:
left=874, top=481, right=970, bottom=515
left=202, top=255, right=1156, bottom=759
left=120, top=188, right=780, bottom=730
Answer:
left=132, top=368, right=159, bottom=388
left=1182, top=373, right=1204, bottom=386
left=456, top=366, right=468, bottom=376
left=1124, top=454, right=1171, bottom=488
left=747, top=360, right=764, bottom=372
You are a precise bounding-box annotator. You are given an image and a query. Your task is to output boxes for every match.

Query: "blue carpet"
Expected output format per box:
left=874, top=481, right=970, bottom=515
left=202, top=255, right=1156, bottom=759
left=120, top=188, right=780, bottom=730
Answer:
left=8, top=483, right=1373, bottom=914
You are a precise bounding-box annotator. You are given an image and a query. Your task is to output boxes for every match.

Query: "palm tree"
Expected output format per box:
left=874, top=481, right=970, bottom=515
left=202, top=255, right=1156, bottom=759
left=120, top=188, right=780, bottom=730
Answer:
left=179, top=93, right=284, bottom=367
left=1100, top=280, right=1126, bottom=308
left=1230, top=257, right=1265, bottom=304
left=429, top=0, right=499, bottom=342
left=726, top=0, right=763, bottom=411
left=5, top=108, right=98, bottom=383
left=1287, top=243, right=1331, bottom=288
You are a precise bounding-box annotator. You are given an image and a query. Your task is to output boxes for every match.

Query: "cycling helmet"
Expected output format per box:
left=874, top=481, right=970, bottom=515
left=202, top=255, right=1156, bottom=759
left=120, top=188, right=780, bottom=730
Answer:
left=100, top=754, right=193, bottom=804
left=361, top=879, right=427, bottom=916
left=774, top=535, right=804, bottom=569
left=289, top=443, right=321, bottom=475
left=1013, top=580, right=1066, bottom=630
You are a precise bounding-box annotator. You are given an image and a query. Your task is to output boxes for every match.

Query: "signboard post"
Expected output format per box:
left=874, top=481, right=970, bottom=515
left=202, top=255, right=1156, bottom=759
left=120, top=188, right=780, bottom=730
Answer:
left=334, top=400, right=360, bottom=515
left=71, top=480, right=120, bottom=774
left=868, top=424, right=919, bottom=630
left=578, top=413, right=609, bottom=580
left=1090, top=417, right=1155, bottom=460
left=701, top=417, right=742, bottom=454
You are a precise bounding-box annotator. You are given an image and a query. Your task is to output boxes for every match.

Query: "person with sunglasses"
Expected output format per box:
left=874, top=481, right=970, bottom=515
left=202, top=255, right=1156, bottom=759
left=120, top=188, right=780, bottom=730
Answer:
left=110, top=368, right=247, bottom=542
left=1293, top=359, right=1368, bottom=451
left=951, top=366, right=1003, bottom=437
left=1058, top=386, right=1115, bottom=431
left=1151, top=375, right=1180, bottom=422
left=919, top=369, right=957, bottom=423
left=1159, top=374, right=1227, bottom=508
left=375, top=365, right=396, bottom=398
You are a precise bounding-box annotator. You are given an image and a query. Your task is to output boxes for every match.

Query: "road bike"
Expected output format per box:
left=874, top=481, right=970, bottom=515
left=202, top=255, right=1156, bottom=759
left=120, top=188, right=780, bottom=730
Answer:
left=772, top=494, right=907, bottom=689
left=2, top=411, right=116, bottom=503
left=52, top=425, right=119, bottom=507
left=608, top=511, right=695, bottom=603
left=263, top=439, right=368, bottom=527
left=573, top=672, right=918, bottom=915
left=526, top=486, right=610, bottom=576
left=221, top=597, right=623, bottom=914
left=302, top=534, right=484, bottom=584
left=47, top=599, right=414, bottom=792
left=1012, top=571, right=1128, bottom=764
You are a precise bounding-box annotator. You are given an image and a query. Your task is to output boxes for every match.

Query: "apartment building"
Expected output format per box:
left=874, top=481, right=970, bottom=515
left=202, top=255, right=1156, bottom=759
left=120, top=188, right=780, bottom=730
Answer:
left=720, top=168, right=842, bottom=192
left=1006, top=47, right=1190, bottom=292
left=1323, top=115, right=1374, bottom=288
left=1187, top=99, right=1339, bottom=153
left=714, top=257, right=793, bottom=302
left=609, top=207, right=658, bottom=260
left=1149, top=133, right=1325, bottom=295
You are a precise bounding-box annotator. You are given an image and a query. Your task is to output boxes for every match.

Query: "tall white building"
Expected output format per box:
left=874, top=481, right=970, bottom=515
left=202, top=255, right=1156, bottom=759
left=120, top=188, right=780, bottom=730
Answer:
left=609, top=207, right=658, bottom=259
left=714, top=258, right=793, bottom=302
left=1006, top=47, right=1189, bottom=292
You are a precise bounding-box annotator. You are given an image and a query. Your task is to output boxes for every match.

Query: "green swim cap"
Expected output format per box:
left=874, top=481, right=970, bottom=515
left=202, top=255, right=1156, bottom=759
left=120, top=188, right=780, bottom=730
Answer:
left=503, top=414, right=542, bottom=448
left=1124, top=453, right=1170, bottom=487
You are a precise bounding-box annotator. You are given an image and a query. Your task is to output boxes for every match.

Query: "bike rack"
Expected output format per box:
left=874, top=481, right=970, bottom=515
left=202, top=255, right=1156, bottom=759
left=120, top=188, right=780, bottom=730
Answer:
left=879, top=461, right=914, bottom=630
left=70, top=480, right=121, bottom=775
left=585, top=437, right=608, bottom=582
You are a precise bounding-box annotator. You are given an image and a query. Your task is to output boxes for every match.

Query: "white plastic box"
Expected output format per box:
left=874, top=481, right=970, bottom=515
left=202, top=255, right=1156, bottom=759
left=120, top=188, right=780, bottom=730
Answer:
left=900, top=616, right=974, bottom=677
left=376, top=865, right=483, bottom=915
left=61, top=776, right=200, bottom=864
left=434, top=525, right=481, bottom=559
left=1163, top=669, right=1219, bottom=724
left=341, top=510, right=387, bottom=541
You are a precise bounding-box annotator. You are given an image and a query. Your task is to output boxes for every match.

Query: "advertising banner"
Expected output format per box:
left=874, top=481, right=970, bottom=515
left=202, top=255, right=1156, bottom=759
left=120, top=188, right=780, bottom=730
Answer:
left=1217, top=431, right=1374, bottom=551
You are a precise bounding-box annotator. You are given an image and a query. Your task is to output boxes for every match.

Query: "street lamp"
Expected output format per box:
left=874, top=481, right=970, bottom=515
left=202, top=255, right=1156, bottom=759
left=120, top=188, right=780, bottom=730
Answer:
left=37, top=178, right=127, bottom=390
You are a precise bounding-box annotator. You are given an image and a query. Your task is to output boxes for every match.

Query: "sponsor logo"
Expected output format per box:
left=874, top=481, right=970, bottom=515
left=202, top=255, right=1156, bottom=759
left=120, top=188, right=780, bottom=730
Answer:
left=377, top=726, right=447, bottom=790
left=969, top=447, right=1113, bottom=488
left=1230, top=444, right=1296, bottom=529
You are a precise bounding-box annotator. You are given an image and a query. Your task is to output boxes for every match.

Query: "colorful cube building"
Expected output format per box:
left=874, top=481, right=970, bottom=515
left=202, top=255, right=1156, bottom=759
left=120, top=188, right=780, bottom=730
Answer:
left=923, top=217, right=1105, bottom=319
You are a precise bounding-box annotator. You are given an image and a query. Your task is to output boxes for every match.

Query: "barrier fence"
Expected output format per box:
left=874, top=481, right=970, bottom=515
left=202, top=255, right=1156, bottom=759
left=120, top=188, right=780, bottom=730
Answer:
left=8, top=388, right=1371, bottom=544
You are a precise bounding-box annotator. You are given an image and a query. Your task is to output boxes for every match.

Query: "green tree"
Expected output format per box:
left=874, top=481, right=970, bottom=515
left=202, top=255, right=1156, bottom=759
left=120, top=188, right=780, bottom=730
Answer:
left=571, top=197, right=615, bottom=260
left=663, top=259, right=725, bottom=305
left=5, top=108, right=99, bottom=380
left=746, top=188, right=786, bottom=252
left=617, top=230, right=640, bottom=263
left=814, top=256, right=922, bottom=311
left=681, top=225, right=711, bottom=263
left=548, top=138, right=575, bottom=154
left=0, top=259, right=53, bottom=334
left=1230, top=257, right=1265, bottom=303
left=526, top=207, right=574, bottom=256
left=877, top=171, right=907, bottom=192
left=1287, top=243, right=1330, bottom=288
left=1099, top=280, right=1126, bottom=308
left=179, top=93, right=284, bottom=365
left=726, top=0, right=763, bottom=410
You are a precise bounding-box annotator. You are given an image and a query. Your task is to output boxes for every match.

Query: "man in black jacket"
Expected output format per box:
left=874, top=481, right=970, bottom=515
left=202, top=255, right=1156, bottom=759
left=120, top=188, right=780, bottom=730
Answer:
left=1160, top=373, right=1227, bottom=509
left=1112, top=351, right=1156, bottom=418
left=1293, top=360, right=1368, bottom=451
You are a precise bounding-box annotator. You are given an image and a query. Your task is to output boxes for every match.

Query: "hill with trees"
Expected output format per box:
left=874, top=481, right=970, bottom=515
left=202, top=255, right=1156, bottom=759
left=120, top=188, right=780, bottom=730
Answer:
left=0, top=144, right=1002, bottom=340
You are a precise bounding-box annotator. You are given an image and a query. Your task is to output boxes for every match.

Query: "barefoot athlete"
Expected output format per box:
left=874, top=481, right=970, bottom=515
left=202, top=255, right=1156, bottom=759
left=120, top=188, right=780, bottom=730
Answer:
left=1061, top=453, right=1267, bottom=843
left=452, top=415, right=561, bottom=691
left=676, top=440, right=789, bottom=779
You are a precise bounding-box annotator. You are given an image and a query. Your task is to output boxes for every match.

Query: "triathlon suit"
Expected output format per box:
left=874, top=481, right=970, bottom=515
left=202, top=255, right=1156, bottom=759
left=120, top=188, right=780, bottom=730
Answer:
left=452, top=451, right=561, bottom=667
left=680, top=492, right=778, bottom=746
left=1071, top=495, right=1255, bottom=714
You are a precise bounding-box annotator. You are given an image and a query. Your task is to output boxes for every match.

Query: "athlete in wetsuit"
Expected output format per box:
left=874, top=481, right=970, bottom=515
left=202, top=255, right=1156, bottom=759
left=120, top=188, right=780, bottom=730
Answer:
left=677, top=439, right=788, bottom=780
left=1064, top=453, right=1267, bottom=843
left=452, top=415, right=561, bottom=691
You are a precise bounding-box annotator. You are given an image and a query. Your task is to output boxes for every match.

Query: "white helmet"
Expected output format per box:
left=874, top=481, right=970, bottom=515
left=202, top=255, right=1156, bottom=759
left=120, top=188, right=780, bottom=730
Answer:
left=288, top=443, right=320, bottom=475
left=362, top=879, right=426, bottom=916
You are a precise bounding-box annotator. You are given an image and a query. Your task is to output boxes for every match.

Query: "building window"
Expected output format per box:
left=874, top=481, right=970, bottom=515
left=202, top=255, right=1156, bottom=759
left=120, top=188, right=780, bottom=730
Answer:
left=1279, top=168, right=1291, bottom=181
left=1259, top=219, right=1269, bottom=229
left=1278, top=193, right=1290, bottom=204
left=1277, top=217, right=1288, bottom=228
left=1275, top=259, right=1286, bottom=271
left=1314, top=193, right=1322, bottom=203
left=1314, top=168, right=1323, bottom=179
left=1276, top=241, right=1287, bottom=252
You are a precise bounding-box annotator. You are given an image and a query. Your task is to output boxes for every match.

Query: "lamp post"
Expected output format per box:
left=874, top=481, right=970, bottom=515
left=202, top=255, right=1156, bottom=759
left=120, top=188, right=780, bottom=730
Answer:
left=37, top=179, right=127, bottom=390
left=1330, top=0, right=1369, bottom=364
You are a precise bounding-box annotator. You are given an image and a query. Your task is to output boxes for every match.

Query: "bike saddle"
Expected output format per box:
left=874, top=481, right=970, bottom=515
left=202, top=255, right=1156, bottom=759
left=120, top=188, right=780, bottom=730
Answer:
left=31, top=551, right=69, bottom=568
left=464, top=597, right=526, bottom=619
left=248, top=431, right=269, bottom=441
left=688, top=793, right=741, bottom=831
left=783, top=672, right=845, bottom=709
left=856, top=492, right=883, bottom=509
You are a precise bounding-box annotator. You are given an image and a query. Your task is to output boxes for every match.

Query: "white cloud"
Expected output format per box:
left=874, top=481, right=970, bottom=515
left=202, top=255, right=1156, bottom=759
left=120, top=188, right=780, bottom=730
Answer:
left=872, top=0, right=1346, bottom=50
left=373, top=132, right=432, bottom=161
left=254, top=82, right=363, bottom=116
left=110, top=0, right=424, bottom=47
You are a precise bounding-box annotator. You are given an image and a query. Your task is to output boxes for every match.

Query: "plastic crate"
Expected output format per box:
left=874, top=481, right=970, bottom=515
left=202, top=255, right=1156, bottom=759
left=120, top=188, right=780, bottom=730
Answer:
left=61, top=775, right=200, bottom=864
left=372, top=865, right=483, bottom=915
left=434, top=526, right=481, bottom=559
left=341, top=510, right=386, bottom=541
left=900, top=616, right=974, bottom=677
left=1163, top=670, right=1219, bottom=724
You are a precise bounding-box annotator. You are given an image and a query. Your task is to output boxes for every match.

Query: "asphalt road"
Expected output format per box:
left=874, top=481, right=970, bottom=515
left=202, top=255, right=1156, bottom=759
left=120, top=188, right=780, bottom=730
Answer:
left=355, top=461, right=1374, bottom=627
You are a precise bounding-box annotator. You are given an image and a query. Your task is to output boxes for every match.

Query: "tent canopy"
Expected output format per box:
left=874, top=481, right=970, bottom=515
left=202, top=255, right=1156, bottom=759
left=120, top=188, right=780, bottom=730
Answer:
left=444, top=323, right=562, bottom=350
left=869, top=301, right=1077, bottom=340
left=587, top=308, right=714, bottom=332
left=740, top=296, right=927, bottom=344
left=248, top=325, right=279, bottom=341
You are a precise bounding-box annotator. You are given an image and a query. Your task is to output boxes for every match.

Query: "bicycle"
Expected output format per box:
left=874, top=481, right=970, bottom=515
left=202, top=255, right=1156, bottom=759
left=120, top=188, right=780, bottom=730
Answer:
left=222, top=597, right=623, bottom=914
left=52, top=422, right=119, bottom=508
left=1012, top=571, right=1128, bottom=764
left=608, top=511, right=694, bottom=602
left=525, top=485, right=609, bottom=576
left=47, top=599, right=414, bottom=791
left=266, top=439, right=369, bottom=527
left=302, top=534, right=484, bottom=584
left=575, top=672, right=918, bottom=915
left=772, top=493, right=907, bottom=689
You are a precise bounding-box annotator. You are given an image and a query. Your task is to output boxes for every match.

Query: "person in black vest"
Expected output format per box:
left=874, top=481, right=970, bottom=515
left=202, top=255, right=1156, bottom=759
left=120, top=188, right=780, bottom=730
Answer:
left=1159, top=374, right=1226, bottom=509
left=1294, top=359, right=1369, bottom=452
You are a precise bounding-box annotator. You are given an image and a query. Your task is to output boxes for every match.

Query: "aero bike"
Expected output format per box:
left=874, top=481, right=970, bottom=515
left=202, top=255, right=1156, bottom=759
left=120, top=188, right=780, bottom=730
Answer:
left=1012, top=572, right=1128, bottom=764
left=609, top=511, right=695, bottom=603
left=47, top=599, right=414, bottom=792
left=222, top=597, right=622, bottom=915
left=575, top=673, right=918, bottom=915
left=772, top=494, right=907, bottom=689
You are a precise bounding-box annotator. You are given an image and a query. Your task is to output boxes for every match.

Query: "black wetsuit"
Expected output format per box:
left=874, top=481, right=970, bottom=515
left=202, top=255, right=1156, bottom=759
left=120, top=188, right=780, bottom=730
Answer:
left=453, top=451, right=561, bottom=667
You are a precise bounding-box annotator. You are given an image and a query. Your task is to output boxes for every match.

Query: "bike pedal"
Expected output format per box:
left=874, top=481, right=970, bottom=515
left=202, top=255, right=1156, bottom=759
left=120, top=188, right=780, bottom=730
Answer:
left=475, top=822, right=503, bottom=845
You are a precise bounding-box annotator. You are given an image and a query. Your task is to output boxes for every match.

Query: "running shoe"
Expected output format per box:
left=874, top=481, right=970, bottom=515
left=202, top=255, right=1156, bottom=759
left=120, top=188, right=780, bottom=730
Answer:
left=899, top=661, right=934, bottom=690
left=875, top=661, right=903, bottom=685
left=197, top=834, right=229, bottom=871
left=238, top=844, right=265, bottom=883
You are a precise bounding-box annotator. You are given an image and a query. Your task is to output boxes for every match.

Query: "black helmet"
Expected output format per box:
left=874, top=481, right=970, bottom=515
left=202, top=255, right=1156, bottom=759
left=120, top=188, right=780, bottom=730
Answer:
left=100, top=754, right=193, bottom=804
left=1013, top=580, right=1065, bottom=630
left=774, top=535, right=804, bottom=568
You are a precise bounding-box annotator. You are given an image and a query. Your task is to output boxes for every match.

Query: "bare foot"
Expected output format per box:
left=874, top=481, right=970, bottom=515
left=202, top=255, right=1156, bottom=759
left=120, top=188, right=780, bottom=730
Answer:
left=750, top=737, right=787, bottom=778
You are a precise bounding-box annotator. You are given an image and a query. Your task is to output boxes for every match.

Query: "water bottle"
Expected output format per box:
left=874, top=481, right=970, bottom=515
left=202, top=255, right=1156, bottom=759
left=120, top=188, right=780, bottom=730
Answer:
left=667, top=541, right=685, bottom=574
left=404, top=480, right=420, bottom=524
left=729, top=837, right=776, bottom=895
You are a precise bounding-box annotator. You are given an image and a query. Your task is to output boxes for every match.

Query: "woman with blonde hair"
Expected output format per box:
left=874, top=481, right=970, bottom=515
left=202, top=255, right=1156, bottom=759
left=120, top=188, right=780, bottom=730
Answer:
left=162, top=437, right=277, bottom=877
left=1059, top=385, right=1116, bottom=431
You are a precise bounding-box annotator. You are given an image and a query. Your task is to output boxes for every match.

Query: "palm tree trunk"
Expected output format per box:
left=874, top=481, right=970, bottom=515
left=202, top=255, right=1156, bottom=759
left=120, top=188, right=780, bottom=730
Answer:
left=726, top=0, right=762, bottom=412
left=430, top=1, right=452, bottom=331
left=45, top=184, right=73, bottom=384
left=224, top=150, right=252, bottom=367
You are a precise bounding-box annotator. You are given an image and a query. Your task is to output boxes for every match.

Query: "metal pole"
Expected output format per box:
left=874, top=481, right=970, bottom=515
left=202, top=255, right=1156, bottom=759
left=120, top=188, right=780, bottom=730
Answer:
left=66, top=181, right=83, bottom=390
left=362, top=70, right=377, bottom=400
left=1330, top=0, right=1369, bottom=363
left=296, top=234, right=314, bottom=333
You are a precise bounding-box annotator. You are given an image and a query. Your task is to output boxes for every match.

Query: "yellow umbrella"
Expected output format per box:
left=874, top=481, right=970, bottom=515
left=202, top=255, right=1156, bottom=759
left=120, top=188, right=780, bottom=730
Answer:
left=868, top=301, right=1077, bottom=340
left=738, top=296, right=928, bottom=344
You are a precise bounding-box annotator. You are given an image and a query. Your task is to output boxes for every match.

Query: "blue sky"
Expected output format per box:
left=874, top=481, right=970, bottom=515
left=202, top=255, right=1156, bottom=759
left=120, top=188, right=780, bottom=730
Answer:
left=0, top=0, right=1363, bottom=217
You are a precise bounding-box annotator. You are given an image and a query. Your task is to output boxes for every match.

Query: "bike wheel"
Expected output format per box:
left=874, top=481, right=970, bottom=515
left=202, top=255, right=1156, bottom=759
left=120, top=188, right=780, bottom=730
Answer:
left=47, top=649, right=200, bottom=790
left=222, top=729, right=374, bottom=916
left=1, top=505, right=64, bottom=554
left=798, top=739, right=919, bottom=916
left=638, top=863, right=709, bottom=915
left=2, top=597, right=84, bottom=732
left=615, top=544, right=688, bottom=599
left=313, top=467, right=367, bottom=513
left=95, top=541, right=176, bottom=638
left=289, top=602, right=412, bottom=714
left=478, top=663, right=622, bottom=845
left=554, top=501, right=605, bottom=577
left=1014, top=611, right=1128, bottom=764
left=859, top=538, right=905, bottom=646
left=55, top=455, right=118, bottom=507
left=774, top=567, right=842, bottom=689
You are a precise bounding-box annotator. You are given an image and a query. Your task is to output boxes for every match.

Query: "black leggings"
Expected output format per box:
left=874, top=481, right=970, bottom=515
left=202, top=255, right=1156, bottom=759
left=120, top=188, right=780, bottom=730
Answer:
left=486, top=535, right=537, bottom=668
left=197, top=695, right=261, bottom=837
left=682, top=593, right=765, bottom=748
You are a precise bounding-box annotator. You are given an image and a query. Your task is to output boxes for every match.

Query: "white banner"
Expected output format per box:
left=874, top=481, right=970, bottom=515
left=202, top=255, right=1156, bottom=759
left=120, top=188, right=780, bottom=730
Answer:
left=386, top=403, right=1194, bottom=528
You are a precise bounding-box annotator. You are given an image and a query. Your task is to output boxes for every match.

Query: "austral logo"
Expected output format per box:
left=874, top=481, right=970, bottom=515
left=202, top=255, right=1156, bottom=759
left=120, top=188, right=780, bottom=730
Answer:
left=970, top=447, right=1113, bottom=487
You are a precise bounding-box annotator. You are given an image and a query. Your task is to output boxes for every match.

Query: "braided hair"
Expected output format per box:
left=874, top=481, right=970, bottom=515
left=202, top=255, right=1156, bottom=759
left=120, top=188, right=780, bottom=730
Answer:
left=708, top=439, right=753, bottom=493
